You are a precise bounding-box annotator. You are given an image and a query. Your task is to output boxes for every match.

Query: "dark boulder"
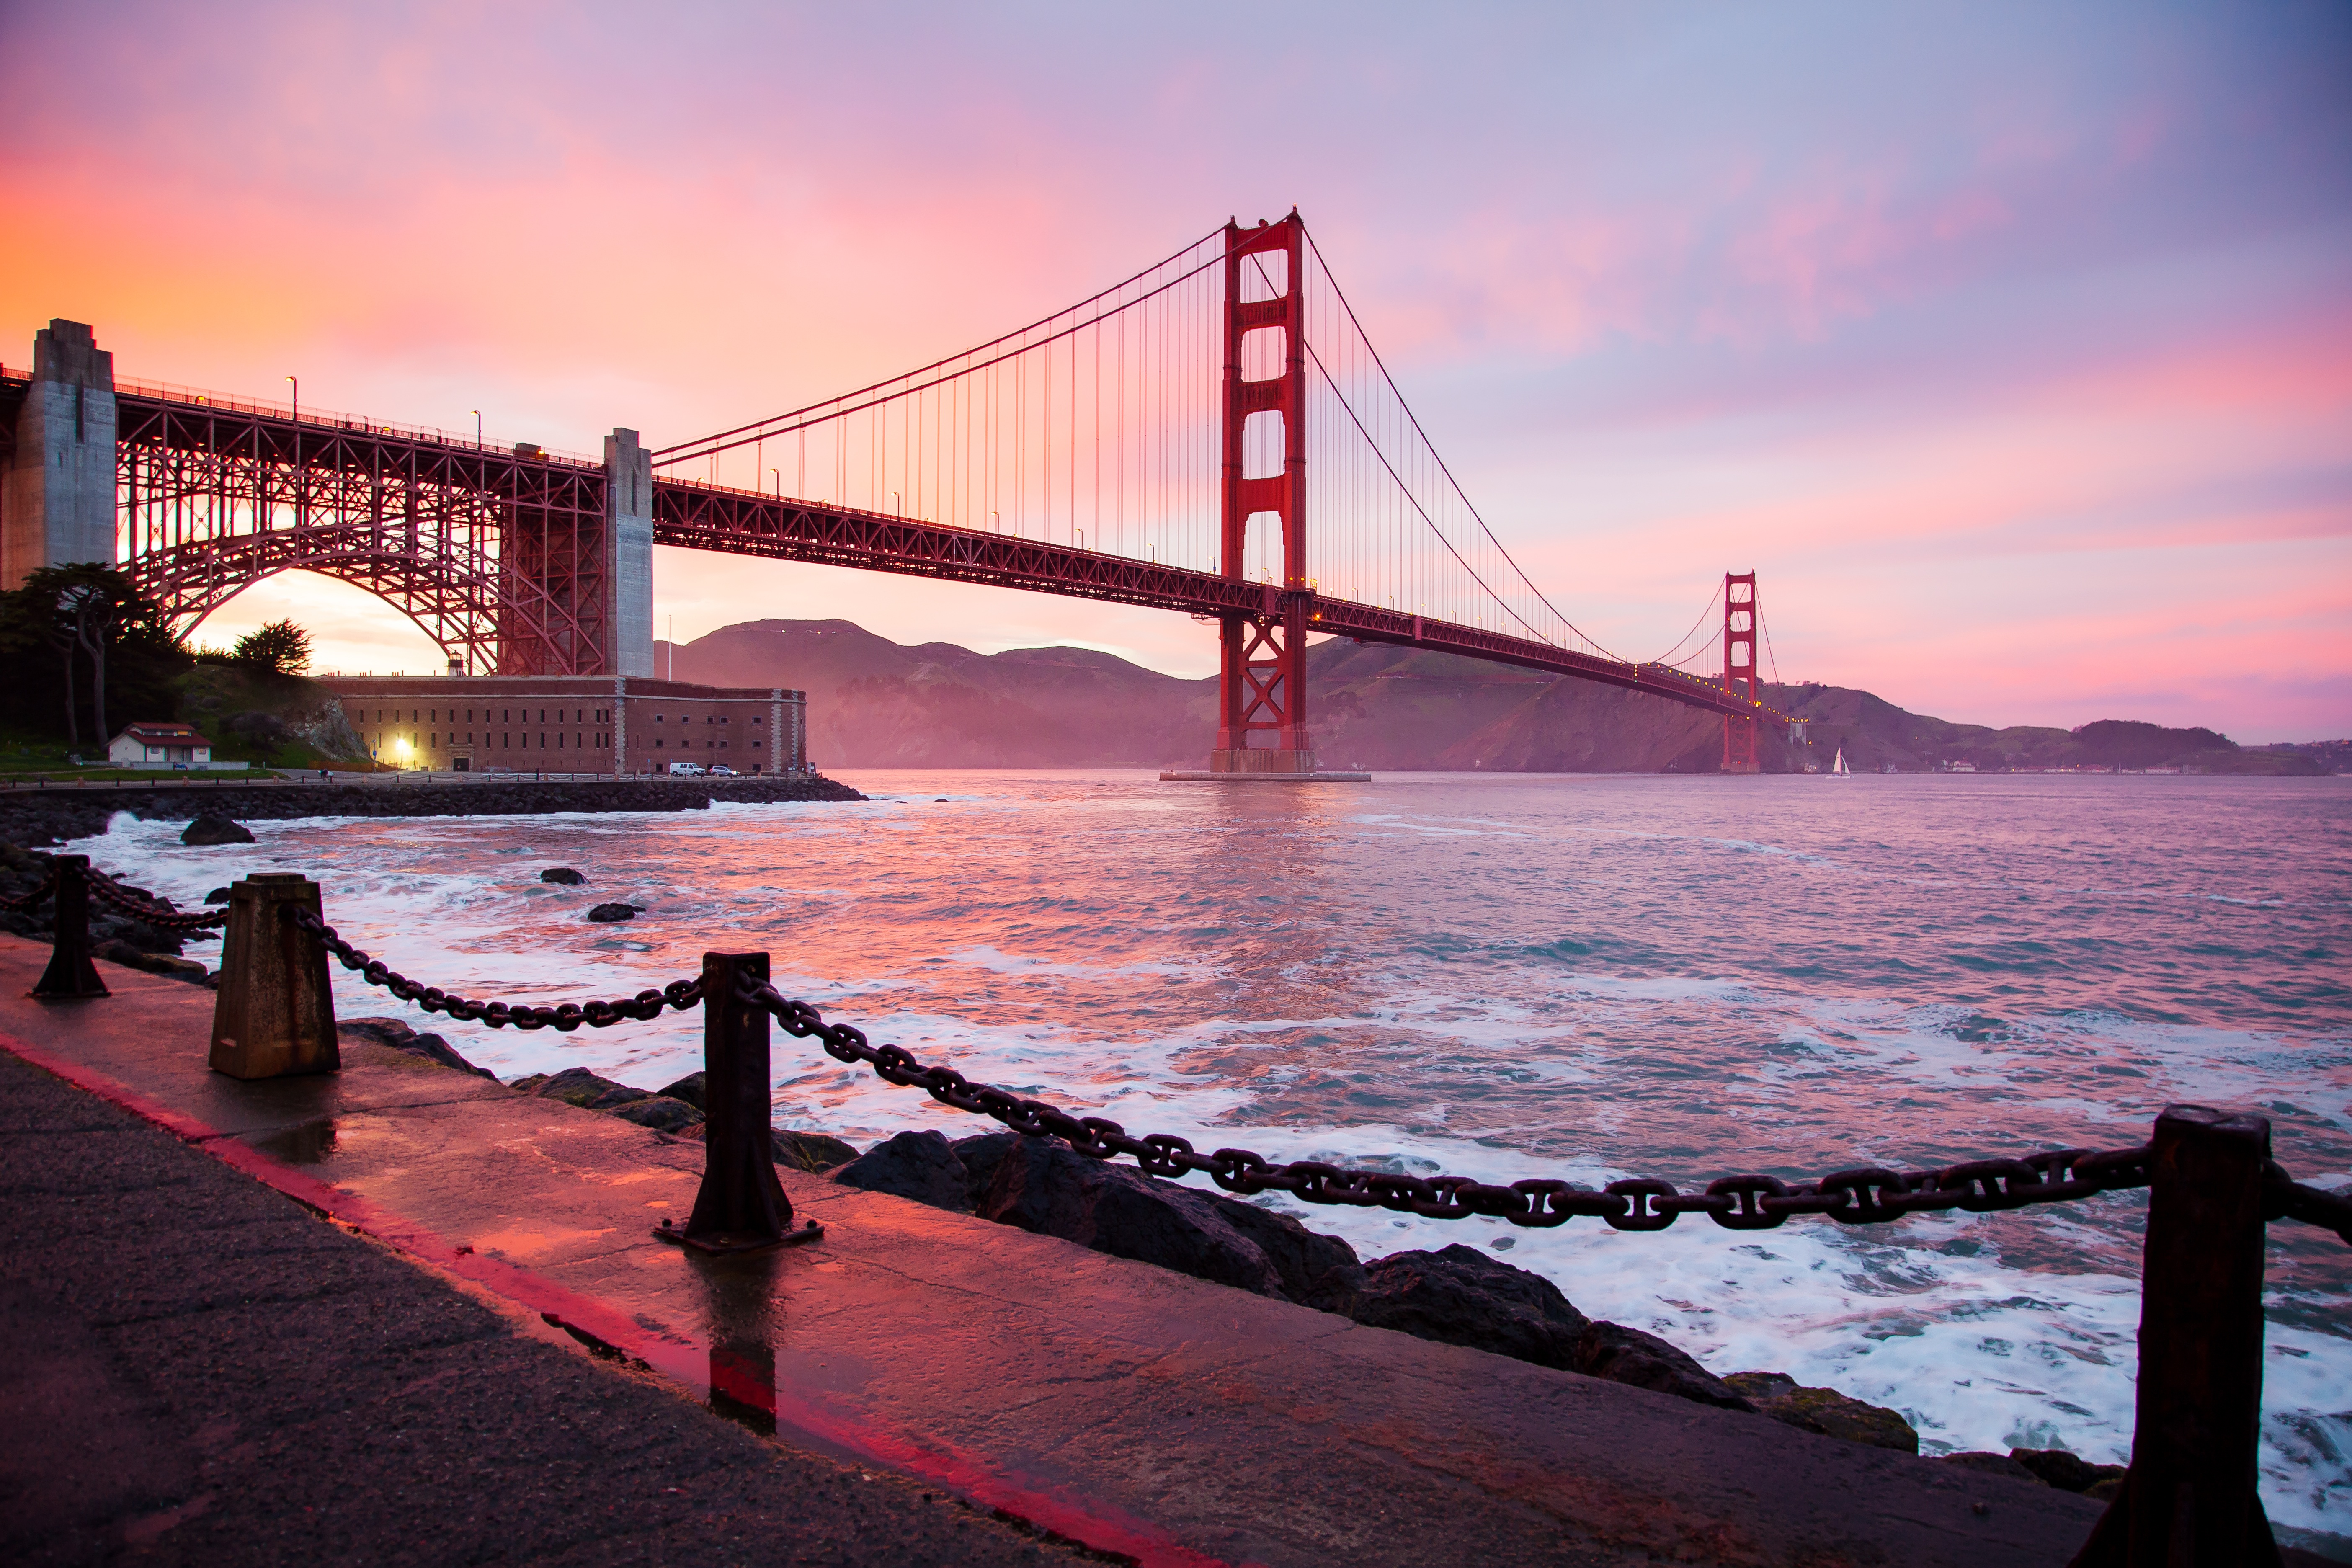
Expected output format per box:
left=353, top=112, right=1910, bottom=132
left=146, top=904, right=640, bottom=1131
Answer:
left=968, top=1135, right=1292, bottom=1299
left=398, top=1033, right=495, bottom=1079
left=952, top=1130, right=1020, bottom=1196
left=525, top=1065, right=638, bottom=1108
left=203, top=887, right=231, bottom=905
left=585, top=902, right=637, bottom=923
left=609, top=1096, right=703, bottom=1134
left=1197, top=1193, right=1366, bottom=1312
left=2009, top=1448, right=2126, bottom=1493
left=1344, top=1244, right=1589, bottom=1372
left=181, top=814, right=255, bottom=846
left=1939, top=1451, right=2047, bottom=1484
left=1573, top=1321, right=1754, bottom=1411
left=1341, top=1245, right=1753, bottom=1412
left=656, top=1070, right=705, bottom=1110
left=335, top=1016, right=497, bottom=1079
left=1723, top=1372, right=1918, bottom=1452
left=773, top=1128, right=860, bottom=1173
left=93, top=940, right=209, bottom=985
left=833, top=1130, right=974, bottom=1212
left=539, top=867, right=585, bottom=885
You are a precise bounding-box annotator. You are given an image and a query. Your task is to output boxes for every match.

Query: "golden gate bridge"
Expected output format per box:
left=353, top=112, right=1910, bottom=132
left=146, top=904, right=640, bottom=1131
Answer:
left=1, top=211, right=1790, bottom=774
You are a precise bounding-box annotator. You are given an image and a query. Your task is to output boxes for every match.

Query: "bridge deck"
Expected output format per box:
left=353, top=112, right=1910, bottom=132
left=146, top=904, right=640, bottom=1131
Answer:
left=653, top=479, right=1775, bottom=721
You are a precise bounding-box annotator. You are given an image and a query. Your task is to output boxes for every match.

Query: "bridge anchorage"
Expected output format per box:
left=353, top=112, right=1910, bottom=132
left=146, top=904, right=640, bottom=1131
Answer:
left=2, top=210, right=1792, bottom=772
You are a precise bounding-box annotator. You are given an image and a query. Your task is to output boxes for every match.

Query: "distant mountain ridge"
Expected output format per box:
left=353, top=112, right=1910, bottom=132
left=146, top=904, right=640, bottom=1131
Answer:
left=659, top=619, right=2323, bottom=775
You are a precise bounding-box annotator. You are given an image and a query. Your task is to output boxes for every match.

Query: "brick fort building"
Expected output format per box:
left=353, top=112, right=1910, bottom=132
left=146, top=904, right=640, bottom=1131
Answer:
left=325, top=675, right=807, bottom=775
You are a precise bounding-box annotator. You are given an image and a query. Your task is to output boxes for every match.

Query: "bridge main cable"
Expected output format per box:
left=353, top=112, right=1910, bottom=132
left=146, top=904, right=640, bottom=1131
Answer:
left=648, top=226, right=1225, bottom=469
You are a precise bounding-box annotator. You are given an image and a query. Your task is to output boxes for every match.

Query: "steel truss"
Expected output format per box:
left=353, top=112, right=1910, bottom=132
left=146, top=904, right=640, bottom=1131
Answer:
left=651, top=481, right=1771, bottom=721
left=114, top=392, right=610, bottom=675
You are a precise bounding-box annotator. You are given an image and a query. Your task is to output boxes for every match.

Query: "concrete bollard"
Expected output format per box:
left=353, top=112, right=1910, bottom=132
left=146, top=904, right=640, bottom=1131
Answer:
left=31, top=855, right=108, bottom=1000
left=208, top=873, right=339, bottom=1080
left=660, top=950, right=821, bottom=1255
left=2068, top=1105, right=2282, bottom=1566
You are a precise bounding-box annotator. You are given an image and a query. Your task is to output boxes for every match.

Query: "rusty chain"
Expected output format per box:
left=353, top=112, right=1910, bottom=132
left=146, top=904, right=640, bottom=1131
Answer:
left=83, top=876, right=231, bottom=931
left=729, top=976, right=2352, bottom=1237
left=0, top=867, right=59, bottom=912
left=231, top=914, right=2352, bottom=1246
left=289, top=908, right=703, bottom=1030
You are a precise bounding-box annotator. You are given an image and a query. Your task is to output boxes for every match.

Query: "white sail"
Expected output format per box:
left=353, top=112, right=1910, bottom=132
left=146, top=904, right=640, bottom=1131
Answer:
left=1832, top=747, right=1851, bottom=775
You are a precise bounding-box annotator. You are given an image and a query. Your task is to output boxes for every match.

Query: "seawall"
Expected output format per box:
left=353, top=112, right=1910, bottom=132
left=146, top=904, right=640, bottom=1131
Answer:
left=0, top=774, right=866, bottom=847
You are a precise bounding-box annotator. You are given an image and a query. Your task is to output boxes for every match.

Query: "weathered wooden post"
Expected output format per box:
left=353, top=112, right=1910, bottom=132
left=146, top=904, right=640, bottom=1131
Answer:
left=658, top=950, right=820, bottom=1255
left=31, top=855, right=107, bottom=999
left=208, top=873, right=339, bottom=1079
left=2070, top=1104, right=2282, bottom=1567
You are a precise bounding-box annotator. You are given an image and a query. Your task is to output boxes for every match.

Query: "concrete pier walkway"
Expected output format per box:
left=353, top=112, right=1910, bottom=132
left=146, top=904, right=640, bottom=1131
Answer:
left=0, top=934, right=2120, bottom=1566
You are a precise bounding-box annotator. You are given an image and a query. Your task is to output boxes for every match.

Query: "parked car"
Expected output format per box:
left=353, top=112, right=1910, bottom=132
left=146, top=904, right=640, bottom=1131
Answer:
left=708, top=764, right=736, bottom=777
left=665, top=761, right=705, bottom=776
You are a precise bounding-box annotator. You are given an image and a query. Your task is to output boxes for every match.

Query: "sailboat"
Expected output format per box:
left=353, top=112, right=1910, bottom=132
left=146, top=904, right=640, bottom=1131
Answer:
left=1831, top=747, right=1853, bottom=776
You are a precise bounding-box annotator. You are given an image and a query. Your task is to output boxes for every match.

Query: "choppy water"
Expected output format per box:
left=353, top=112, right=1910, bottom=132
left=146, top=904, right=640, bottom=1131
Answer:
left=82, top=771, right=2352, bottom=1539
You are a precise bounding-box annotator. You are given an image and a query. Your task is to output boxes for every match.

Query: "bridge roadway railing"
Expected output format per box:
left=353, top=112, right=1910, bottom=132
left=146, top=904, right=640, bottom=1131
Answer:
left=16, top=862, right=2345, bottom=1564
left=653, top=477, right=1792, bottom=724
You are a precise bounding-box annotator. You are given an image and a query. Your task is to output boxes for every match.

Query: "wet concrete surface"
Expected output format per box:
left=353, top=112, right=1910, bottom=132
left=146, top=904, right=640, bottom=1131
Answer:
left=0, top=934, right=2120, bottom=1566
left=0, top=1046, right=1091, bottom=1567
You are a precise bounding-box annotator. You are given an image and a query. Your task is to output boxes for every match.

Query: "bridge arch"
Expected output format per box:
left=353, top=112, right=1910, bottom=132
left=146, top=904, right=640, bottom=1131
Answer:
left=136, top=547, right=497, bottom=672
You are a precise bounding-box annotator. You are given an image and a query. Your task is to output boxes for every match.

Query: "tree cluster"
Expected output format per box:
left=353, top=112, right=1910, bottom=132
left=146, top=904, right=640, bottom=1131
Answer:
left=0, top=565, right=188, bottom=748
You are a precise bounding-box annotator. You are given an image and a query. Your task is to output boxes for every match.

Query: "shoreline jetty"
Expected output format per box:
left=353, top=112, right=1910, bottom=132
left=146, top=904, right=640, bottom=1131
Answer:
left=0, top=772, right=866, bottom=848
left=0, top=933, right=2127, bottom=1565
left=2, top=865, right=2341, bottom=1561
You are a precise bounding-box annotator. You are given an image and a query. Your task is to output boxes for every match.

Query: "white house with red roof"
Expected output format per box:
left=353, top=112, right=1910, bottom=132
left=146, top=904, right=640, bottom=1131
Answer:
left=106, top=722, right=221, bottom=769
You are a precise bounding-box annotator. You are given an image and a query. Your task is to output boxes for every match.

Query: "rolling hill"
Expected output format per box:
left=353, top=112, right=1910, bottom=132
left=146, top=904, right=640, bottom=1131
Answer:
left=658, top=620, right=2319, bottom=775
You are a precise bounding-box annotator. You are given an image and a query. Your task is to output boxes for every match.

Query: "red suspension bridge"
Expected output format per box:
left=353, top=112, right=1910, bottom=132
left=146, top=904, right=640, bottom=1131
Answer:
left=1, top=211, right=1790, bottom=773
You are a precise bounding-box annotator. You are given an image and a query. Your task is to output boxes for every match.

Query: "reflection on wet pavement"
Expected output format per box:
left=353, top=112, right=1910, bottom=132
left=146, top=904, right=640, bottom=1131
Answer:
left=694, top=1249, right=784, bottom=1436
left=252, top=1117, right=338, bottom=1164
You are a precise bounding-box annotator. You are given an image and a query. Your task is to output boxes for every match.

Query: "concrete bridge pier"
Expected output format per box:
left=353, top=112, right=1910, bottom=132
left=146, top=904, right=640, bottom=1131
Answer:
left=603, top=427, right=655, bottom=678
left=2, top=319, right=119, bottom=589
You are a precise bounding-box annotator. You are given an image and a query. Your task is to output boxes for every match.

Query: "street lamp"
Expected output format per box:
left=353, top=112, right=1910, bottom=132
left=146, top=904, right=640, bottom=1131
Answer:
left=471, top=410, right=482, bottom=447
left=772, top=468, right=781, bottom=497
left=286, top=374, right=297, bottom=420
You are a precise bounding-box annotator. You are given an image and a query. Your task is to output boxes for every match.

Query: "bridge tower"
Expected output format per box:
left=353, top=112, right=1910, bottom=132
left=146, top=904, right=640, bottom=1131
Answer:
left=2, top=320, right=119, bottom=589
left=1209, top=212, right=1316, bottom=776
left=1722, top=570, right=1761, bottom=773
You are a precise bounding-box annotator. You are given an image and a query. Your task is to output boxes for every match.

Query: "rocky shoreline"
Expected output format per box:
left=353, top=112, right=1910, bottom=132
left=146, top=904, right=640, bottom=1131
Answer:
left=0, top=774, right=865, bottom=848
left=424, top=1041, right=2124, bottom=1501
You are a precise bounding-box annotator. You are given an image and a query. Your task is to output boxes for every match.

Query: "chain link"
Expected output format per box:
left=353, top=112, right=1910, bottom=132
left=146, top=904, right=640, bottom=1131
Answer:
left=2266, top=1160, right=2352, bottom=1246
left=736, top=977, right=2184, bottom=1233
left=0, top=867, right=59, bottom=913
left=83, top=876, right=232, bottom=931
left=290, top=908, right=703, bottom=1030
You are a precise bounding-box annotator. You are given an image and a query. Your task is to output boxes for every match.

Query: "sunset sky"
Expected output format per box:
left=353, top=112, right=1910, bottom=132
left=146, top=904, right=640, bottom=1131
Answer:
left=3, top=3, right=2345, bottom=741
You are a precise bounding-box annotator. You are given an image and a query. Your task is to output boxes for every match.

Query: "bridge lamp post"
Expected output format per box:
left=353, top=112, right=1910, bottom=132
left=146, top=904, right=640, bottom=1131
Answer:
left=285, top=375, right=297, bottom=420
left=471, top=410, right=482, bottom=448
left=771, top=468, right=780, bottom=497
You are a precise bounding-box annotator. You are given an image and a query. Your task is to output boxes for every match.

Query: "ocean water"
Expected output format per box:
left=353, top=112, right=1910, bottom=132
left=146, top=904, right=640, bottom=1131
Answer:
left=80, top=771, right=2352, bottom=1538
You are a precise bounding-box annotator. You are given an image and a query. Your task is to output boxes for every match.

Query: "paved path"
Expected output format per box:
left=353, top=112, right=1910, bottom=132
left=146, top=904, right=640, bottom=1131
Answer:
left=0, top=1044, right=1091, bottom=1567
left=0, top=935, right=2122, bottom=1566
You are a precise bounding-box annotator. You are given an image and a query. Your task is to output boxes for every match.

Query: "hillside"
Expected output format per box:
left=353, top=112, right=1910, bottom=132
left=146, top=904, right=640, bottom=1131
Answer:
left=659, top=619, right=2324, bottom=775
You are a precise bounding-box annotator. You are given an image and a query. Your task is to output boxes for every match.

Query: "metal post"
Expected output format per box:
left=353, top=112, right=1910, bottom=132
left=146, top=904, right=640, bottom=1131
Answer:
left=31, top=855, right=107, bottom=999
left=661, top=951, right=820, bottom=1255
left=2070, top=1105, right=2282, bottom=1566
left=208, top=874, right=339, bottom=1080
